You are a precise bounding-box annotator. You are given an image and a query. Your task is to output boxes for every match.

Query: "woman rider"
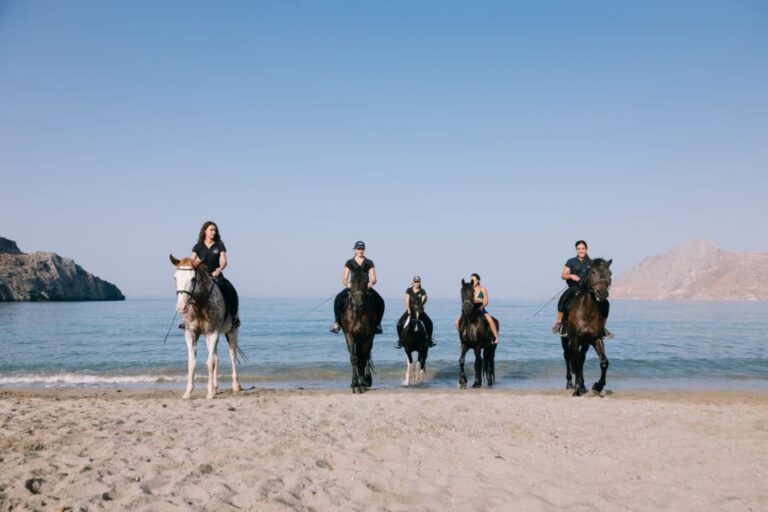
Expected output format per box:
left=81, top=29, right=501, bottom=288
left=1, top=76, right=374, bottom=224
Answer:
left=191, top=221, right=240, bottom=328
left=395, top=275, right=436, bottom=349
left=551, top=240, right=612, bottom=338
left=455, top=273, right=499, bottom=344
left=329, top=241, right=385, bottom=334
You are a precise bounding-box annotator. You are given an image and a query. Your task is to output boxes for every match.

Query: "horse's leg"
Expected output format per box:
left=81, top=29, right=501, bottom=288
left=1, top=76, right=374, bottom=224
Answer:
left=205, top=332, right=220, bottom=399
left=472, top=347, right=483, bottom=388
left=404, top=350, right=414, bottom=385
left=572, top=341, right=589, bottom=396
left=419, top=349, right=427, bottom=384
left=226, top=331, right=241, bottom=394
left=484, top=344, right=496, bottom=387
left=561, top=336, right=573, bottom=389
left=592, top=338, right=609, bottom=394
left=183, top=330, right=198, bottom=399
left=348, top=335, right=360, bottom=393
left=459, top=345, right=469, bottom=388
left=362, top=344, right=372, bottom=389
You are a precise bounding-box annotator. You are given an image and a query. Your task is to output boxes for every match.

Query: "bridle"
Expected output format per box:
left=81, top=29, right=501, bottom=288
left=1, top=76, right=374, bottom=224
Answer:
left=176, top=267, right=212, bottom=306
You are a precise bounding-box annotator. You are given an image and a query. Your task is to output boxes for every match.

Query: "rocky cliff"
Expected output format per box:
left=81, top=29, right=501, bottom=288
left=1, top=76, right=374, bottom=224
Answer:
left=612, top=239, right=768, bottom=301
left=0, top=237, right=125, bottom=301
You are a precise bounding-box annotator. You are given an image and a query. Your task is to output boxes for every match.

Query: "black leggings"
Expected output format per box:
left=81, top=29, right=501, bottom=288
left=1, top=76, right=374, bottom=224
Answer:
left=397, top=312, right=434, bottom=340
left=214, top=275, right=239, bottom=318
left=334, top=288, right=385, bottom=325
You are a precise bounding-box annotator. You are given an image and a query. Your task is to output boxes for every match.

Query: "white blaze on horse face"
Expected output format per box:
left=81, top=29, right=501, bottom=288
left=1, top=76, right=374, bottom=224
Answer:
left=175, top=267, right=195, bottom=313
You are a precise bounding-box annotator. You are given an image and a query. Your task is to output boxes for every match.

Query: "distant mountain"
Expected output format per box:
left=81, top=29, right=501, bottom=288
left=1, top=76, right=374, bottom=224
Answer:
left=612, top=239, right=768, bottom=301
left=0, top=237, right=125, bottom=302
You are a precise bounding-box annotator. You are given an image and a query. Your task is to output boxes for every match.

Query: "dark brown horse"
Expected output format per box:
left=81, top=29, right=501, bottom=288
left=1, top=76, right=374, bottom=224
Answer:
left=561, top=258, right=612, bottom=396
left=396, top=298, right=430, bottom=385
left=458, top=279, right=498, bottom=388
left=342, top=271, right=380, bottom=393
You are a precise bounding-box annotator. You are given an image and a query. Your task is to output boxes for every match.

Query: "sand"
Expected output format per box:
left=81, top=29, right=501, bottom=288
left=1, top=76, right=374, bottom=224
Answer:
left=1, top=387, right=766, bottom=511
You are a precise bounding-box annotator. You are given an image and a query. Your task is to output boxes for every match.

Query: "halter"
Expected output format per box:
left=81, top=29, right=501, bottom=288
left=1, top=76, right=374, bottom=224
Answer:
left=176, top=267, right=213, bottom=306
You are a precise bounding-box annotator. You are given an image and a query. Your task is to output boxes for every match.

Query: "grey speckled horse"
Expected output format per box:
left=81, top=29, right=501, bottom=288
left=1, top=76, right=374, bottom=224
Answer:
left=170, top=255, right=241, bottom=399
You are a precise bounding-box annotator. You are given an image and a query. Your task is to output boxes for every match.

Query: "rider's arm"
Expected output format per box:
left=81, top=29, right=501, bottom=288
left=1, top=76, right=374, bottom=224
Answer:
left=342, top=266, right=351, bottom=288
left=213, top=252, right=227, bottom=277
left=482, top=288, right=489, bottom=308
left=422, top=291, right=428, bottom=305
left=368, top=268, right=377, bottom=288
left=562, top=265, right=580, bottom=283
left=405, top=293, right=410, bottom=314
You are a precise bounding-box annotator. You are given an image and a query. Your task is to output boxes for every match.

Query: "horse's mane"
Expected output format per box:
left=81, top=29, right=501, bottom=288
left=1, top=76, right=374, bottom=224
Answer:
left=592, top=258, right=609, bottom=266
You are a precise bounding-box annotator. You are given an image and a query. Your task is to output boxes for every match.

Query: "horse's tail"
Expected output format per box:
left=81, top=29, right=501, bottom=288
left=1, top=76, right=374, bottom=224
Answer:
left=225, top=332, right=249, bottom=364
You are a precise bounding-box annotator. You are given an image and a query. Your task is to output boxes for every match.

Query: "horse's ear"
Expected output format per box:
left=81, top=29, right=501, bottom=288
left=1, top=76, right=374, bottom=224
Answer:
left=461, top=279, right=466, bottom=286
left=169, top=254, right=180, bottom=266
left=607, top=259, right=613, bottom=267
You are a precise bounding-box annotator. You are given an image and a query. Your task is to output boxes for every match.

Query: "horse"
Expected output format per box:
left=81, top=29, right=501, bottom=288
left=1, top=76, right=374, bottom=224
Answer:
left=560, top=258, right=612, bottom=396
left=341, top=270, right=380, bottom=393
left=396, top=299, right=430, bottom=386
left=457, top=279, right=499, bottom=389
left=170, top=255, right=242, bottom=399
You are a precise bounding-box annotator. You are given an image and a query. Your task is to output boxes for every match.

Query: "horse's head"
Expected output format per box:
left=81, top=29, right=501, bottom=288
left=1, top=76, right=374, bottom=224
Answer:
left=460, top=279, right=474, bottom=316
left=170, top=254, right=207, bottom=314
left=349, top=270, right=369, bottom=314
left=587, top=258, right=613, bottom=302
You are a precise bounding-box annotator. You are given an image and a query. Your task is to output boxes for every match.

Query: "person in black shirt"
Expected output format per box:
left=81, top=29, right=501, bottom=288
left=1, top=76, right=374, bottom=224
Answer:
left=395, top=275, right=436, bottom=349
left=551, top=240, right=612, bottom=338
left=191, top=221, right=239, bottom=328
left=330, top=241, right=385, bottom=334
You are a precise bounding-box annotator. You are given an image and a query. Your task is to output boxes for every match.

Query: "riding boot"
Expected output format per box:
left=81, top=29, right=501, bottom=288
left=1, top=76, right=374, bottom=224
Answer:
left=603, top=327, right=614, bottom=339
left=178, top=322, right=185, bottom=330
left=329, top=322, right=341, bottom=334
left=551, top=322, right=562, bottom=335
left=375, top=324, right=383, bottom=334
left=428, top=338, right=436, bottom=348
left=394, top=338, right=403, bottom=349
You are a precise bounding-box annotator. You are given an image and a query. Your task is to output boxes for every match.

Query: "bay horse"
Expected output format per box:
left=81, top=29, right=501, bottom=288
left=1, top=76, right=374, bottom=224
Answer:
left=170, top=255, right=242, bottom=399
left=458, top=279, right=498, bottom=388
left=342, top=270, right=380, bottom=393
left=397, top=299, right=429, bottom=386
left=561, top=258, right=612, bottom=396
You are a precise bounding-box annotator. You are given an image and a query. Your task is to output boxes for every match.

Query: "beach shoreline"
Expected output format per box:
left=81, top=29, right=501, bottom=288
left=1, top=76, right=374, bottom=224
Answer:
left=2, top=387, right=766, bottom=511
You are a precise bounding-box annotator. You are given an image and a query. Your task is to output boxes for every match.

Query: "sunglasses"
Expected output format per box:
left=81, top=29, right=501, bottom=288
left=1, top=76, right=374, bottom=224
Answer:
left=356, top=248, right=365, bottom=251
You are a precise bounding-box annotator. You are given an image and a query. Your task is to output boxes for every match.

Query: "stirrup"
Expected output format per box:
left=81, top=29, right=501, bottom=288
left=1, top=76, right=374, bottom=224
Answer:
left=178, top=322, right=185, bottom=330
left=329, top=322, right=341, bottom=333
left=604, top=328, right=614, bottom=340
left=375, top=325, right=383, bottom=334
left=551, top=322, right=562, bottom=335
left=428, top=339, right=436, bottom=348
left=394, top=340, right=403, bottom=349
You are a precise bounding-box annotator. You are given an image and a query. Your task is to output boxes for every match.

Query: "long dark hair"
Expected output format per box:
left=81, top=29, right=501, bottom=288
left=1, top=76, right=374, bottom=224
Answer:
left=197, top=221, right=221, bottom=245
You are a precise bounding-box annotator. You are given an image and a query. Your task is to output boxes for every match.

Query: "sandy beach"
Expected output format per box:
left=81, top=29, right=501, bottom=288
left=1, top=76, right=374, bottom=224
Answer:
left=1, top=387, right=766, bottom=512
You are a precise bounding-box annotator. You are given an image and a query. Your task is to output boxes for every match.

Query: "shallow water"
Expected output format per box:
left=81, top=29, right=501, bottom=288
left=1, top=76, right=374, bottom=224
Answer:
left=0, top=298, right=766, bottom=391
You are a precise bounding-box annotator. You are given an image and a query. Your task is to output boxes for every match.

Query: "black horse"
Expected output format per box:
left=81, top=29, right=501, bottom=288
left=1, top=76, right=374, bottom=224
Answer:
left=560, top=258, right=613, bottom=396
left=457, top=279, right=499, bottom=389
left=396, top=299, right=430, bottom=385
left=342, top=271, right=381, bottom=393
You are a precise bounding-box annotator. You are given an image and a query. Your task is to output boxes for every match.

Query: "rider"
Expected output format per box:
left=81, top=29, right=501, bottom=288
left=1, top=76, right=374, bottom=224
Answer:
left=329, top=241, right=385, bottom=334
left=188, top=221, right=240, bottom=328
left=455, top=273, right=499, bottom=344
left=551, top=240, right=612, bottom=338
left=395, top=275, right=436, bottom=349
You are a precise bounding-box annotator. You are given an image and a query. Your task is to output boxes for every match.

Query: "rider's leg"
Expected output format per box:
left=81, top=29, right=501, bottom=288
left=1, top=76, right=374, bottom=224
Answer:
left=485, top=313, right=499, bottom=343
left=330, top=289, right=349, bottom=333
left=552, top=288, right=573, bottom=334
left=370, top=288, right=385, bottom=334
left=423, top=313, right=435, bottom=347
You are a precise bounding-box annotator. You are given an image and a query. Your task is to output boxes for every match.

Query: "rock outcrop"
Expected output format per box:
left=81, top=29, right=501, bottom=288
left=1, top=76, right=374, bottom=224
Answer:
left=0, top=237, right=125, bottom=301
left=612, top=239, right=768, bottom=301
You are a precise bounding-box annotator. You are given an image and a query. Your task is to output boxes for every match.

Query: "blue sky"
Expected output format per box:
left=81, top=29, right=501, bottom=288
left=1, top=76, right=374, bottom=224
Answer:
left=1, top=1, right=766, bottom=299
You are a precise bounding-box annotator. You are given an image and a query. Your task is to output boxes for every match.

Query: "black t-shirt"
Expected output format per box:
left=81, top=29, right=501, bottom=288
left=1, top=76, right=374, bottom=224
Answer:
left=565, top=256, right=591, bottom=287
left=345, top=258, right=374, bottom=275
left=406, top=287, right=427, bottom=309
left=193, top=241, right=227, bottom=274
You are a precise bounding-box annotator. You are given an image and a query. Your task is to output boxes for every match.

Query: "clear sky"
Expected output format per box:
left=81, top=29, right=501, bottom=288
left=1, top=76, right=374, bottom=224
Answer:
left=1, top=1, right=766, bottom=299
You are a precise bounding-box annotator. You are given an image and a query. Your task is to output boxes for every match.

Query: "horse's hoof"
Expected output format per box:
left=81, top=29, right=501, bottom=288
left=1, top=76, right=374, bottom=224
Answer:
left=566, top=381, right=574, bottom=390
left=573, top=387, right=587, bottom=397
left=592, top=383, right=604, bottom=394
left=472, top=382, right=482, bottom=389
left=459, top=382, right=467, bottom=389
left=182, top=392, right=191, bottom=400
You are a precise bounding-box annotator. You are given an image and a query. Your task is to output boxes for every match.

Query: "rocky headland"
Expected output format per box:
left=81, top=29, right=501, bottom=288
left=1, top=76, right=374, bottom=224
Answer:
left=0, top=237, right=125, bottom=301
left=612, top=239, right=768, bottom=300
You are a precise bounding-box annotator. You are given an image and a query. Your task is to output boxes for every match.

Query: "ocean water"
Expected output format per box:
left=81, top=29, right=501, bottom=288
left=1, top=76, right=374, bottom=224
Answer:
left=0, top=298, right=766, bottom=391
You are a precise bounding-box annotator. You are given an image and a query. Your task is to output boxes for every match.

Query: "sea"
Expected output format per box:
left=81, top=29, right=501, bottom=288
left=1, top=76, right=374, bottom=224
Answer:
left=0, top=298, right=766, bottom=391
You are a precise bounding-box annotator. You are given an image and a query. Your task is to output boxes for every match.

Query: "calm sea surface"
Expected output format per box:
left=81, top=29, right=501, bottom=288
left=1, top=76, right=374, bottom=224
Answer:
left=0, top=298, right=766, bottom=391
